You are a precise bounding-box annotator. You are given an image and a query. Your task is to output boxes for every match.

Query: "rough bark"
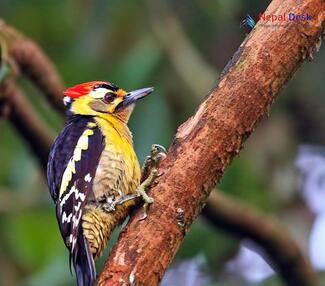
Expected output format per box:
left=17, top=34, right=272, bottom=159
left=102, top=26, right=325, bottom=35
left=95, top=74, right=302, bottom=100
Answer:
left=98, top=0, right=325, bottom=285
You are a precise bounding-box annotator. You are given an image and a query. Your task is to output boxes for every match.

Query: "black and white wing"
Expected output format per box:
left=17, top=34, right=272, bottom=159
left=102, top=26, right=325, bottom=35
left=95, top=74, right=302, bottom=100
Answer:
left=47, top=116, right=104, bottom=268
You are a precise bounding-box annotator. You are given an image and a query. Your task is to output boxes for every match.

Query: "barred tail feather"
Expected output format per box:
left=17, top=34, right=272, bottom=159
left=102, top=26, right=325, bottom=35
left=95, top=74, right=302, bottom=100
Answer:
left=73, top=235, right=96, bottom=286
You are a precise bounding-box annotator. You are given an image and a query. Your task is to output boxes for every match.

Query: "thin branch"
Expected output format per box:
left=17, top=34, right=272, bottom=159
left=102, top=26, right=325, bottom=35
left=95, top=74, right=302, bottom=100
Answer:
left=0, top=19, right=63, bottom=169
left=203, top=190, right=315, bottom=285
left=98, top=0, right=325, bottom=285
left=0, top=80, right=55, bottom=169
left=0, top=19, right=65, bottom=114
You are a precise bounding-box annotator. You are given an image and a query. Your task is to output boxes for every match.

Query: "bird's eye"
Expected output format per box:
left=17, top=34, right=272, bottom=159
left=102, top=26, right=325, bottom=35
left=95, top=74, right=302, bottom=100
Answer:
left=103, top=92, right=116, bottom=104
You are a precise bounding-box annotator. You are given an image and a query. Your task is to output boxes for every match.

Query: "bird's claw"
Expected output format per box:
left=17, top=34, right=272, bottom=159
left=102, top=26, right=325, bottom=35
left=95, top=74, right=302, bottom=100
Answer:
left=137, top=167, right=158, bottom=221
left=139, top=197, right=154, bottom=221
left=102, top=193, right=139, bottom=213
left=103, top=144, right=166, bottom=219
left=103, top=203, right=116, bottom=213
left=141, top=144, right=167, bottom=182
left=138, top=144, right=167, bottom=220
left=150, top=144, right=167, bottom=165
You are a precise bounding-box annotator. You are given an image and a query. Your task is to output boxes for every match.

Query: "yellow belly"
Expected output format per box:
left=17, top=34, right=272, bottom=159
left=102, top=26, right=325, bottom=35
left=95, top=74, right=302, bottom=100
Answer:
left=82, top=116, right=141, bottom=259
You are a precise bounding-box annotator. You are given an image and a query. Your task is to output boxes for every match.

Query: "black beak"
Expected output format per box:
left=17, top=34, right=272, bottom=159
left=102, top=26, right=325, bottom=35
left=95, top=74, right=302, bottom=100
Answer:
left=116, top=87, right=154, bottom=110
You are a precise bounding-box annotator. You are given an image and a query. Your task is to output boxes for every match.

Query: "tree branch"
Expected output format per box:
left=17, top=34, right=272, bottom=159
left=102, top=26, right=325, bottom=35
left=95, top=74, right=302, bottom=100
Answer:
left=0, top=20, right=64, bottom=169
left=0, top=80, right=55, bottom=169
left=0, top=19, right=65, bottom=114
left=98, top=0, right=324, bottom=285
left=203, top=190, right=315, bottom=285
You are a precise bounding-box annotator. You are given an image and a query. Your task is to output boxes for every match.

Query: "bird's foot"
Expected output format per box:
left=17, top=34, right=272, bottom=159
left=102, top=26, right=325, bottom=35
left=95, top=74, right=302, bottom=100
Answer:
left=138, top=144, right=167, bottom=220
left=137, top=168, right=157, bottom=220
left=141, top=144, right=167, bottom=181
left=103, top=144, right=166, bottom=218
left=102, top=193, right=139, bottom=213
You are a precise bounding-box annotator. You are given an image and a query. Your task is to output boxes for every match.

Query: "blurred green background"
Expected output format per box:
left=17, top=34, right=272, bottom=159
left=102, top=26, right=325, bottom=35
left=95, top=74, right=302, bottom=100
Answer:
left=0, top=0, right=324, bottom=285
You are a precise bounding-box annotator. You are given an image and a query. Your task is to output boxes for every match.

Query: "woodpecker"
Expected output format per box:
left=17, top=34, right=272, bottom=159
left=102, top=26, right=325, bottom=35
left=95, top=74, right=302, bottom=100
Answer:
left=47, top=81, right=165, bottom=286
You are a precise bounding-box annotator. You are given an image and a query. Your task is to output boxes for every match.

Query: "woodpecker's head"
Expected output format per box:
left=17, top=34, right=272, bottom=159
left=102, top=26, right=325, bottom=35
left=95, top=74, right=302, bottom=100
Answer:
left=63, top=81, right=153, bottom=122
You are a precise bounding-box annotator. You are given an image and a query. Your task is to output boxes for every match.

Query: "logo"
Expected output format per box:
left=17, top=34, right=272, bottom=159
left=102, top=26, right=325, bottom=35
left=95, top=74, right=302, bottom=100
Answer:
left=240, top=11, right=313, bottom=31
left=240, top=14, right=256, bottom=30
left=259, top=12, right=313, bottom=22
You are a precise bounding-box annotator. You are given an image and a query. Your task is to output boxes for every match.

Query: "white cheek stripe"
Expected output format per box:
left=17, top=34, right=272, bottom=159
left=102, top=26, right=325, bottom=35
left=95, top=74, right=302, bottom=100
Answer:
left=59, top=129, right=94, bottom=197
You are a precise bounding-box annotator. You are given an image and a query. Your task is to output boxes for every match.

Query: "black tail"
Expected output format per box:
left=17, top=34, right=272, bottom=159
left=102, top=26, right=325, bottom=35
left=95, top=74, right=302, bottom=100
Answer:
left=73, top=235, right=96, bottom=286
